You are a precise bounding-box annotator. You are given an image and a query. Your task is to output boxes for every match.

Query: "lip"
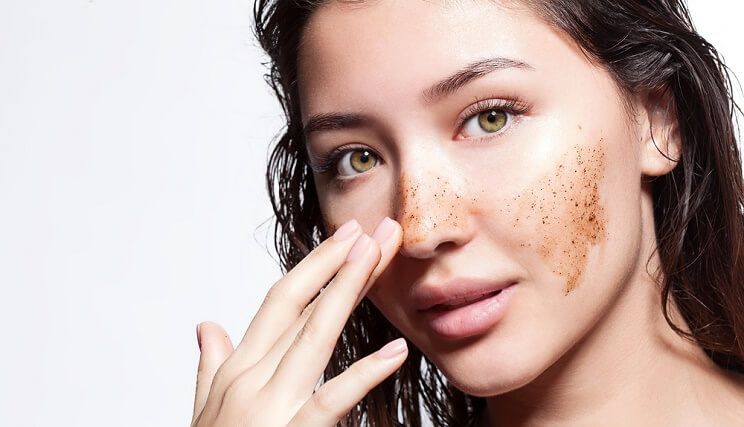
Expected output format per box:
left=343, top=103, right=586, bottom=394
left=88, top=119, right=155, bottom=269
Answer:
left=421, top=283, right=517, bottom=339
left=410, top=276, right=519, bottom=339
left=412, top=277, right=518, bottom=312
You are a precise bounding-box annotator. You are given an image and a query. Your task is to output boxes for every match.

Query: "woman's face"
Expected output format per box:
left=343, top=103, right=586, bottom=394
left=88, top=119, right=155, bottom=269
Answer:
left=297, top=0, right=654, bottom=395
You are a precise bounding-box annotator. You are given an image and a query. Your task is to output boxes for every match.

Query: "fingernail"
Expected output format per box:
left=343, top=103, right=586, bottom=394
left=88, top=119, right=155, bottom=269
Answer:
left=196, top=323, right=202, bottom=351
left=346, top=234, right=372, bottom=262
left=333, top=219, right=359, bottom=241
left=372, top=217, right=395, bottom=244
left=378, top=338, right=407, bottom=359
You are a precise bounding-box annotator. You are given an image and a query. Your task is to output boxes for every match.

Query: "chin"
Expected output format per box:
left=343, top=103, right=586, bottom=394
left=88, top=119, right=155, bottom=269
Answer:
left=423, top=332, right=558, bottom=397
left=441, top=358, right=545, bottom=398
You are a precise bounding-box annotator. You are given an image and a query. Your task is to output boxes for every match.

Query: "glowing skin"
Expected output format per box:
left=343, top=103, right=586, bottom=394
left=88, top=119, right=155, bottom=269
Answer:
left=298, top=1, right=744, bottom=425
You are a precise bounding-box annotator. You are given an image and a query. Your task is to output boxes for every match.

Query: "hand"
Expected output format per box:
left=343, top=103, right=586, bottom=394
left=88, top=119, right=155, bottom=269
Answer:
left=190, top=217, right=406, bottom=426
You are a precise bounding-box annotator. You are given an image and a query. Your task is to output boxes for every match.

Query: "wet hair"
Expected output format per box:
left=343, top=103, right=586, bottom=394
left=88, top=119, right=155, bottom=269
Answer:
left=252, top=0, right=744, bottom=425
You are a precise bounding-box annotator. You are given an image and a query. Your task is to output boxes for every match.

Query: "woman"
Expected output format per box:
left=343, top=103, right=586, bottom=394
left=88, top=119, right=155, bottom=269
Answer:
left=191, top=1, right=744, bottom=425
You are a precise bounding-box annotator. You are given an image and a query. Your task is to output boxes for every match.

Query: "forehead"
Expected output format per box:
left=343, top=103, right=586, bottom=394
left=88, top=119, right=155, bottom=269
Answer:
left=296, top=0, right=566, bottom=118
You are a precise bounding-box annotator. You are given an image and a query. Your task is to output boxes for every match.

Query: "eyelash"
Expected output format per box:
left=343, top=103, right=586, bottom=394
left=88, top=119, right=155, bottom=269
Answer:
left=455, top=96, right=529, bottom=136
left=310, top=143, right=373, bottom=176
left=310, top=96, right=529, bottom=177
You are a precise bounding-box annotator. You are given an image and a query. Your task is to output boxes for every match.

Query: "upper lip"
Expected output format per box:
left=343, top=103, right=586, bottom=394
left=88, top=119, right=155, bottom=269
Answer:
left=411, top=277, right=518, bottom=312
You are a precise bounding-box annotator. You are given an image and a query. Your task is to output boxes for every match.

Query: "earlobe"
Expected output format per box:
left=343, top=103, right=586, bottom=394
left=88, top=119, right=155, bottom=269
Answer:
left=639, top=88, right=682, bottom=177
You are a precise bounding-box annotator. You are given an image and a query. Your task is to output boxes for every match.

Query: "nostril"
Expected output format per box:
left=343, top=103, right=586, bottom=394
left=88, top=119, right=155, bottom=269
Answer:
left=399, top=231, right=461, bottom=259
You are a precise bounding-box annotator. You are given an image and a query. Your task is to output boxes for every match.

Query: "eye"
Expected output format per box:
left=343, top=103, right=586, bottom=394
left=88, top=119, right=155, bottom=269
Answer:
left=456, top=97, right=527, bottom=140
left=464, top=110, right=509, bottom=135
left=337, top=148, right=378, bottom=177
left=309, top=143, right=381, bottom=179
left=461, top=109, right=510, bottom=138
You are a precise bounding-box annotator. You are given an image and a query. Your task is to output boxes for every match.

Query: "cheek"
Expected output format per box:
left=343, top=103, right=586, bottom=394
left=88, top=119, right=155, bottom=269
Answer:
left=316, top=176, right=395, bottom=239
left=507, top=140, right=609, bottom=294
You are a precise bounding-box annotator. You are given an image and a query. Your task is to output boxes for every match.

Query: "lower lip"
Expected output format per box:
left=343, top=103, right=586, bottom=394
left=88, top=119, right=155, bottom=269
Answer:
left=422, top=284, right=517, bottom=339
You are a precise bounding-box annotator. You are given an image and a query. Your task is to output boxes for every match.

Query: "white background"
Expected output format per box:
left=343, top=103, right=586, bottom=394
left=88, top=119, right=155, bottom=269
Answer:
left=0, top=1, right=742, bottom=426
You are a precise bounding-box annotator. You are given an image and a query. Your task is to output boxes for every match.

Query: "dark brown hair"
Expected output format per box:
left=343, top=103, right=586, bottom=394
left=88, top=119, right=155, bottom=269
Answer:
left=252, top=1, right=744, bottom=425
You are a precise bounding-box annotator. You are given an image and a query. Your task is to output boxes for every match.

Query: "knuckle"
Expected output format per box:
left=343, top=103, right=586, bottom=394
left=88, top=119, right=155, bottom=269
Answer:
left=262, top=282, right=286, bottom=305
left=264, top=279, right=308, bottom=315
left=210, top=364, right=228, bottom=388
left=213, top=360, right=233, bottom=382
left=294, top=320, right=316, bottom=346
left=210, top=362, right=238, bottom=397
left=311, top=389, right=344, bottom=417
left=299, top=297, right=319, bottom=319
left=222, top=370, right=260, bottom=407
left=294, top=321, right=335, bottom=353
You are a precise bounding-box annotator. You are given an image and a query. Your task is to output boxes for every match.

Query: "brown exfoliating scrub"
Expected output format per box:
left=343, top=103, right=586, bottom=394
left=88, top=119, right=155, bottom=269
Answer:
left=515, top=141, right=607, bottom=294
left=395, top=174, right=466, bottom=248
left=321, top=140, right=606, bottom=297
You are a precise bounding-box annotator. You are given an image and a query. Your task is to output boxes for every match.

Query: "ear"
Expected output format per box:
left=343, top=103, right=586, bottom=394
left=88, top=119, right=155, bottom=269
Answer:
left=637, top=87, right=682, bottom=177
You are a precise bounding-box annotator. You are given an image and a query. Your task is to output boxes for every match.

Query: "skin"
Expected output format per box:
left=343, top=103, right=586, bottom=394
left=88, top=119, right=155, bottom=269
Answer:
left=191, top=220, right=410, bottom=426
left=295, top=0, right=744, bottom=426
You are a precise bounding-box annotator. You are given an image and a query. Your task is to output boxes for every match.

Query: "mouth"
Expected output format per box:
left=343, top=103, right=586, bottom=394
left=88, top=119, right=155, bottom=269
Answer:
left=421, top=283, right=517, bottom=339
left=429, top=289, right=503, bottom=312
left=413, top=277, right=518, bottom=312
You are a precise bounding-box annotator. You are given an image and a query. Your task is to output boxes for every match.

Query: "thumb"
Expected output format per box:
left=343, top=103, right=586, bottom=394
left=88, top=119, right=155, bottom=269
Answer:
left=192, top=321, right=234, bottom=422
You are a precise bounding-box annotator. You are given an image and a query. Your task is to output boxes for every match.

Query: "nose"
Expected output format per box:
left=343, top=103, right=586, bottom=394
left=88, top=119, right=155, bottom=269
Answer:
left=393, top=158, right=476, bottom=259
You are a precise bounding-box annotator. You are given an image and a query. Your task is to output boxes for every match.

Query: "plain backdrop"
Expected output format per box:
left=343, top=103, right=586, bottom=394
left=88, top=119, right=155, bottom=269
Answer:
left=0, top=1, right=742, bottom=426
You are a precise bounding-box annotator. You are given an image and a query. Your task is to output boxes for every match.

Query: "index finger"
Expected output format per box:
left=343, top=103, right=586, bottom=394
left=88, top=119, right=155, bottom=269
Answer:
left=235, top=219, right=364, bottom=364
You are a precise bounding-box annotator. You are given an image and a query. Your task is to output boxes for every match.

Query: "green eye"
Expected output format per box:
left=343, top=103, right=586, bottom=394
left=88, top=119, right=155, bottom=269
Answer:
left=461, top=107, right=512, bottom=139
left=338, top=149, right=378, bottom=176
left=477, top=110, right=508, bottom=133
left=459, top=97, right=526, bottom=140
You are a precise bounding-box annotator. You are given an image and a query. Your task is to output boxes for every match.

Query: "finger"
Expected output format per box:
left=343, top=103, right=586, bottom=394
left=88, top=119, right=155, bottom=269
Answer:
left=251, top=218, right=403, bottom=398
left=230, top=295, right=322, bottom=394
left=287, top=338, right=408, bottom=427
left=201, top=296, right=326, bottom=425
left=244, top=220, right=401, bottom=396
left=264, top=233, right=383, bottom=399
left=354, top=217, right=402, bottom=307
left=199, top=221, right=364, bottom=420
left=250, top=218, right=400, bottom=390
left=192, top=321, right=234, bottom=422
left=235, top=219, right=364, bottom=365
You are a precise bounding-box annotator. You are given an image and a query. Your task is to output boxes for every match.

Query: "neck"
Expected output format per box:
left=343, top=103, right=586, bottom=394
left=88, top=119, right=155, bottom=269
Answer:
left=481, top=253, right=744, bottom=427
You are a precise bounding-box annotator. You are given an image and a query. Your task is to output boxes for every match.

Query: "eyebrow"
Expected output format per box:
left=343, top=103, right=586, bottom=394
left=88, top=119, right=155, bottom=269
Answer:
left=301, top=56, right=534, bottom=139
